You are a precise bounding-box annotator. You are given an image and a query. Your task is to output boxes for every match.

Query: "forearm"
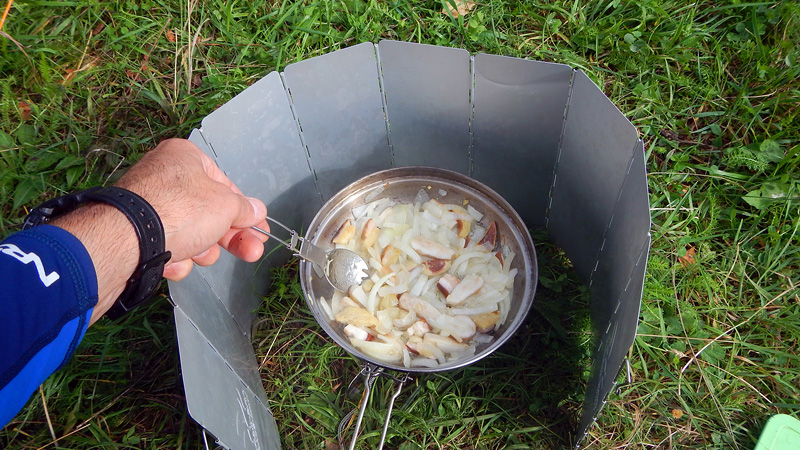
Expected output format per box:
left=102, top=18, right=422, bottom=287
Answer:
left=0, top=138, right=270, bottom=428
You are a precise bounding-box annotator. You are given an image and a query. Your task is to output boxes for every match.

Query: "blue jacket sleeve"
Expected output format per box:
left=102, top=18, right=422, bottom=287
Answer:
left=0, top=225, right=97, bottom=427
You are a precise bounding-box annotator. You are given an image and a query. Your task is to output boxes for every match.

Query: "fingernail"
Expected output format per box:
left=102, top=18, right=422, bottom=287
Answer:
left=248, top=197, right=266, bottom=219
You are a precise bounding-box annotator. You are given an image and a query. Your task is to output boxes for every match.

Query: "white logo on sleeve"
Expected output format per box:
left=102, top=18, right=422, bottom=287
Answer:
left=0, top=243, right=61, bottom=287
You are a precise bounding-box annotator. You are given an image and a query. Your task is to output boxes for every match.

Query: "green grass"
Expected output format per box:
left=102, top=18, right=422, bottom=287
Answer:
left=252, top=234, right=592, bottom=450
left=2, top=0, right=799, bottom=449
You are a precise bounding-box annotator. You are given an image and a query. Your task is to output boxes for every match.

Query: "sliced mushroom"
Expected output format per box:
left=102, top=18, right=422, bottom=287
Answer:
left=477, top=221, right=497, bottom=251
left=332, top=219, right=356, bottom=245
left=352, top=339, right=402, bottom=363
left=399, top=293, right=441, bottom=322
left=411, top=236, right=455, bottom=260
left=407, top=319, right=431, bottom=337
left=456, top=219, right=471, bottom=239
left=380, top=245, right=402, bottom=270
left=361, top=218, right=379, bottom=249
left=421, top=258, right=451, bottom=276
left=436, top=314, right=476, bottom=341
left=471, top=311, right=500, bottom=334
left=437, top=274, right=460, bottom=297
left=344, top=324, right=373, bottom=341
left=339, top=296, right=362, bottom=310
left=423, top=333, right=470, bottom=354
left=445, top=274, right=484, bottom=305
left=405, top=341, right=445, bottom=362
left=335, top=306, right=380, bottom=329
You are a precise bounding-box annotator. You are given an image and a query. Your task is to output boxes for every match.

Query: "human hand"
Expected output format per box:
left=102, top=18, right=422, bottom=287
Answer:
left=52, top=138, right=268, bottom=323
left=116, top=138, right=270, bottom=281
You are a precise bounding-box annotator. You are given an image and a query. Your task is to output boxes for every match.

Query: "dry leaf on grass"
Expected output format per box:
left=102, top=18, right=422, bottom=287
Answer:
left=18, top=101, right=31, bottom=120
left=192, top=72, right=203, bottom=88
left=61, top=58, right=97, bottom=85
left=671, top=408, right=684, bottom=419
left=166, top=29, right=176, bottom=42
left=443, top=0, right=476, bottom=18
left=678, top=246, right=696, bottom=266
left=91, top=22, right=105, bottom=36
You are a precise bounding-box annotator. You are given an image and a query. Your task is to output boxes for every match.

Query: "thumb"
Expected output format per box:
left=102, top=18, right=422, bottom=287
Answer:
left=229, top=194, right=267, bottom=229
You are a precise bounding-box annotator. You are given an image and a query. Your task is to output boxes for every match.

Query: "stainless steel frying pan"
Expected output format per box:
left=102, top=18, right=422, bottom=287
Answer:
left=298, top=167, right=538, bottom=448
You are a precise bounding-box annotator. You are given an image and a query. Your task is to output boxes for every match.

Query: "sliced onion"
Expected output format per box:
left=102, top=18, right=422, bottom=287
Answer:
left=325, top=193, right=517, bottom=369
left=364, top=184, right=386, bottom=203
left=414, top=188, right=429, bottom=206
left=448, top=304, right=497, bottom=316
left=473, top=333, right=494, bottom=344
left=410, top=357, right=439, bottom=368
left=379, top=283, right=408, bottom=297
left=351, top=338, right=402, bottom=363
left=467, top=204, right=483, bottom=221
left=319, top=296, right=334, bottom=321
left=367, top=272, right=396, bottom=314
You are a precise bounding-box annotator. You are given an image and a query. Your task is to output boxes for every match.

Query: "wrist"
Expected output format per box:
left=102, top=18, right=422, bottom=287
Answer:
left=23, top=186, right=171, bottom=323
left=51, top=203, right=139, bottom=323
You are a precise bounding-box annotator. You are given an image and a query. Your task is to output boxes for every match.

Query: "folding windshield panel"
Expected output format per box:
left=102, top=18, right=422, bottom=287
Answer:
left=378, top=41, right=472, bottom=173
left=577, top=141, right=651, bottom=445
left=171, top=41, right=651, bottom=450
left=283, top=42, right=392, bottom=200
left=470, top=54, right=572, bottom=229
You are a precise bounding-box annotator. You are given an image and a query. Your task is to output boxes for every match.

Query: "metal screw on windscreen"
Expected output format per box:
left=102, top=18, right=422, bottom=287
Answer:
left=251, top=216, right=369, bottom=292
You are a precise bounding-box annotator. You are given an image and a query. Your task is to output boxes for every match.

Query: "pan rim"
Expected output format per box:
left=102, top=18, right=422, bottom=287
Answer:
left=300, top=166, right=537, bottom=373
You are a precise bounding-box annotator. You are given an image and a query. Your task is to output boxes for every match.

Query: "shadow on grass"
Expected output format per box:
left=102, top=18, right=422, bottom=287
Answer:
left=378, top=229, right=593, bottom=449
left=254, top=229, right=594, bottom=450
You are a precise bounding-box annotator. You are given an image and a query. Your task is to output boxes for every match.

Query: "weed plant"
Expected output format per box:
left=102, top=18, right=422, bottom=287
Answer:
left=1, top=0, right=798, bottom=449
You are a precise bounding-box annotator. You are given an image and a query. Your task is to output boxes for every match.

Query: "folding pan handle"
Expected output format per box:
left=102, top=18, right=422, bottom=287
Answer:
left=251, top=216, right=328, bottom=268
left=338, top=363, right=411, bottom=450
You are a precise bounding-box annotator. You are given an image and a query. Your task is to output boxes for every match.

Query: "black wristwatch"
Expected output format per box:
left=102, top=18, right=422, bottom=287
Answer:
left=22, top=186, right=172, bottom=319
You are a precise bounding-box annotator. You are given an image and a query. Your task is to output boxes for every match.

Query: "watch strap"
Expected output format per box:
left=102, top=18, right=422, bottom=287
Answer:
left=22, top=186, right=171, bottom=319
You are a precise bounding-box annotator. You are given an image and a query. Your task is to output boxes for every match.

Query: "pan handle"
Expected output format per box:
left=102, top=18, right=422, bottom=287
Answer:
left=378, top=376, right=407, bottom=450
left=338, top=363, right=411, bottom=450
left=251, top=216, right=328, bottom=267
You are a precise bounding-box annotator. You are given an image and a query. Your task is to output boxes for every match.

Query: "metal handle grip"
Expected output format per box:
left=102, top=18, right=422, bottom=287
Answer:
left=339, top=364, right=411, bottom=450
left=251, top=216, right=328, bottom=267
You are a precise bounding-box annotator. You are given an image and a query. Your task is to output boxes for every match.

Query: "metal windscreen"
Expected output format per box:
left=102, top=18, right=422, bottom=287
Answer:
left=169, top=40, right=651, bottom=450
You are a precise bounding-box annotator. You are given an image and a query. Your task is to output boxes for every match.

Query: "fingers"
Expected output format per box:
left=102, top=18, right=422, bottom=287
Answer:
left=207, top=190, right=267, bottom=262
left=192, top=244, right=221, bottom=266
left=143, top=139, right=271, bottom=271
left=222, top=228, right=266, bottom=262
left=158, top=138, right=267, bottom=230
left=197, top=145, right=245, bottom=195
left=162, top=244, right=222, bottom=282
left=163, top=259, right=194, bottom=281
